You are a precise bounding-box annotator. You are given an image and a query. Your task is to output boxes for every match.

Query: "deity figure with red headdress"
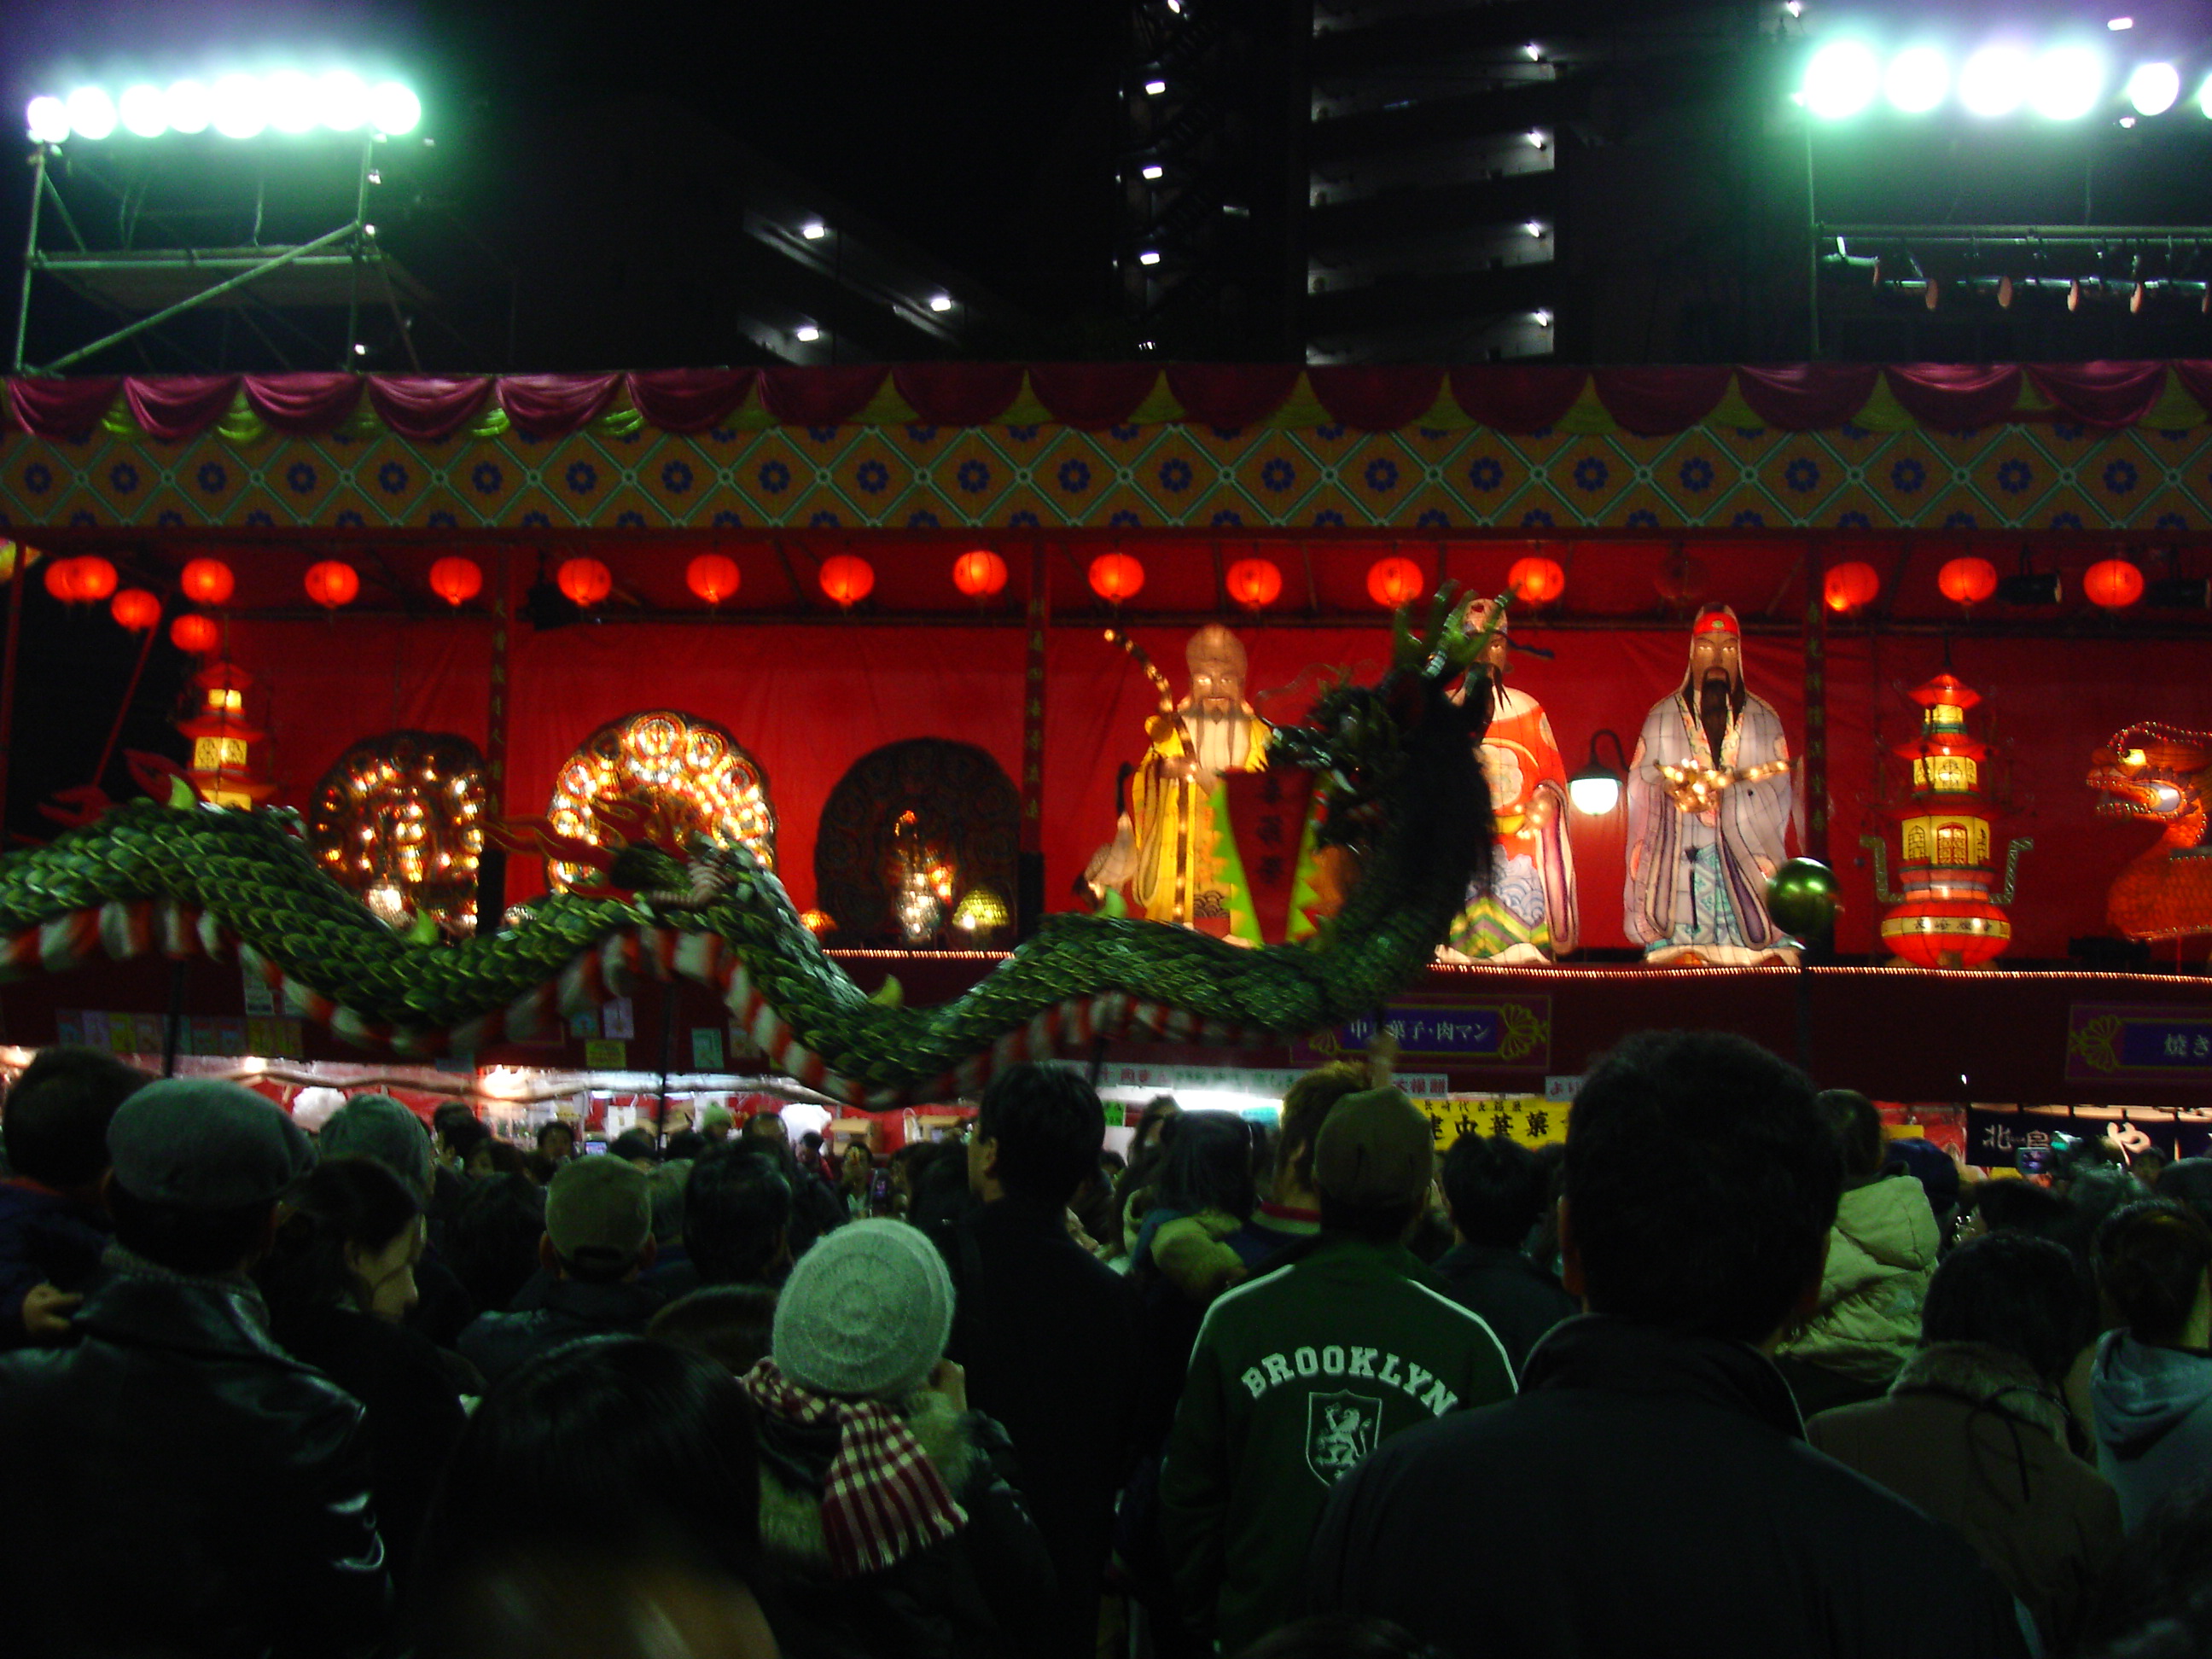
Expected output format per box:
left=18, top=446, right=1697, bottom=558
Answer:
left=1624, top=605, right=1799, bottom=965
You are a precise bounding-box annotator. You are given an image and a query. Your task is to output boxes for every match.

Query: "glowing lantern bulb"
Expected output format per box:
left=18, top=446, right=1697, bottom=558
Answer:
left=686, top=553, right=741, bottom=606
left=1225, top=557, right=1283, bottom=610
left=429, top=556, right=483, bottom=608
left=1366, top=556, right=1424, bottom=608
left=180, top=557, right=236, bottom=606
left=952, top=549, right=1008, bottom=598
left=1088, top=552, right=1144, bottom=602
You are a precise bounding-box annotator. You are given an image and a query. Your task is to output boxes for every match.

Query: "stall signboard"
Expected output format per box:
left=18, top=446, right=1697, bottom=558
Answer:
left=55, top=1008, right=303, bottom=1058
left=1965, top=1105, right=2212, bottom=1166
left=1060, top=1059, right=1450, bottom=1106
left=1412, top=1097, right=1569, bottom=1150
left=1313, top=995, right=1552, bottom=1071
left=2066, top=1004, right=2212, bottom=1084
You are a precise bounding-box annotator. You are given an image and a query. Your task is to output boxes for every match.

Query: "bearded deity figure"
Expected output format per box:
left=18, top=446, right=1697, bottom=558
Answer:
left=1440, top=597, right=1577, bottom=964
left=1085, top=625, right=1275, bottom=942
left=1624, top=605, right=1799, bottom=965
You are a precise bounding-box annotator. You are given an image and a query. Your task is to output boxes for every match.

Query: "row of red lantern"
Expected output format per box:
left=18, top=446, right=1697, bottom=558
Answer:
left=1824, top=556, right=2162, bottom=614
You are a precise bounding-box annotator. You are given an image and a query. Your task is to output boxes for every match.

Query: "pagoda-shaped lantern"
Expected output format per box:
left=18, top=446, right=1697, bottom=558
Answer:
left=1860, top=672, right=2030, bottom=968
left=178, top=661, right=276, bottom=808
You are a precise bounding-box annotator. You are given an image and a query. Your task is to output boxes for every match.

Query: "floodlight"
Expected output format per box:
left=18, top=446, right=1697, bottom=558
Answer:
left=65, top=86, right=117, bottom=140
left=928, top=294, right=954, bottom=312
left=795, top=324, right=821, bottom=342
left=2202, top=74, right=2212, bottom=115
left=317, top=71, right=370, bottom=131
left=210, top=73, right=267, bottom=137
left=119, top=84, right=167, bottom=137
left=25, top=96, right=69, bottom=144
left=2128, top=62, right=2180, bottom=114
left=1884, top=47, right=1951, bottom=113
left=1804, top=41, right=1881, bottom=119
left=1141, top=163, right=1164, bottom=179
left=1534, top=308, right=1554, bottom=327
left=1959, top=46, right=2029, bottom=117
left=165, top=79, right=212, bottom=133
left=801, top=220, right=827, bottom=239
left=1144, top=78, right=1167, bottom=95
left=2029, top=46, right=2104, bottom=119
left=263, top=70, right=317, bottom=133
left=2108, top=15, right=2133, bottom=27
left=366, top=81, right=421, bottom=136
left=1569, top=771, right=1619, bottom=815
left=1138, top=249, right=1161, bottom=265
left=1526, top=219, right=1545, bottom=236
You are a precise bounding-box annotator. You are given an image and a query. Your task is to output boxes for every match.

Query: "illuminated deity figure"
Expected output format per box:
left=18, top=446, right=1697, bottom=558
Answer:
left=1440, top=597, right=1577, bottom=964
left=1086, top=625, right=1275, bottom=941
left=1624, top=605, right=1799, bottom=965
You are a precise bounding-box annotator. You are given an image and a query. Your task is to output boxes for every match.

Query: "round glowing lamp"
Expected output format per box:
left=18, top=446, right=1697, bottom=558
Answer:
left=2128, top=61, right=2181, bottom=116
left=118, top=84, right=169, bottom=137
left=1938, top=556, right=1998, bottom=608
left=180, top=557, right=236, bottom=606
left=209, top=73, right=268, bottom=139
left=1822, top=561, right=1880, bottom=614
left=1508, top=555, right=1566, bottom=606
left=429, top=556, right=483, bottom=608
left=1883, top=47, right=1951, bottom=114
left=26, top=96, right=71, bottom=145
left=69, top=556, right=117, bottom=602
left=2029, top=45, right=2105, bottom=120
left=1225, top=556, right=1283, bottom=610
left=42, top=557, right=80, bottom=602
left=686, top=553, right=742, bottom=606
left=64, top=87, right=117, bottom=141
left=366, top=82, right=422, bottom=136
left=952, top=549, right=1008, bottom=598
left=556, top=557, right=612, bottom=608
left=171, top=613, right=219, bottom=655
left=1803, top=41, right=1881, bottom=119
left=1959, top=47, right=2030, bottom=117
left=1088, top=551, right=1144, bottom=602
left=2085, top=559, right=2145, bottom=609
left=316, top=72, right=370, bottom=131
left=819, top=554, right=876, bottom=607
left=111, top=588, right=160, bottom=632
left=305, top=561, right=361, bottom=608
left=1366, top=556, right=1424, bottom=608
left=264, top=70, right=319, bottom=134
left=163, top=80, right=212, bottom=135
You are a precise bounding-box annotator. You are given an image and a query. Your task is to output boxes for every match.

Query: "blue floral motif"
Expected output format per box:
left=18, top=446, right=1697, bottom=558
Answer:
left=1943, top=510, right=1977, bottom=528
left=709, top=428, right=739, bottom=445
left=284, top=462, right=317, bottom=495
left=1994, top=458, right=2033, bottom=495
left=1837, top=510, right=1871, bottom=528
left=2162, top=430, right=2189, bottom=443
left=806, top=426, right=837, bottom=444
left=1208, top=425, right=1243, bottom=441
left=1313, top=509, right=1346, bottom=527
left=906, top=425, right=939, bottom=443
left=158, top=509, right=189, bottom=528
left=1626, top=509, right=1660, bottom=528
left=1521, top=509, right=1554, bottom=527
left=192, top=462, right=224, bottom=495
left=713, top=509, right=743, bottom=527
left=1839, top=422, right=1870, bottom=439
left=1735, top=428, right=1766, bottom=440
left=955, top=459, right=991, bottom=494
left=376, top=462, right=410, bottom=495
left=108, top=462, right=140, bottom=493
left=2157, top=512, right=2188, bottom=529
left=1678, top=456, right=1714, bottom=492
left=1417, top=509, right=1451, bottom=527
left=855, top=459, right=890, bottom=495
left=808, top=509, right=841, bottom=527
left=661, top=459, right=695, bottom=494
left=1109, top=509, right=1141, bottom=527
left=428, top=510, right=458, bottom=528
left=1057, top=457, right=1093, bottom=493
left=471, top=462, right=504, bottom=495
left=2052, top=423, right=2085, bottom=442
left=1260, top=457, right=1296, bottom=493
left=1571, top=455, right=1608, bottom=492
left=1009, top=509, right=1041, bottom=527
left=21, top=462, right=52, bottom=494
left=1210, top=508, right=1244, bottom=527
left=2103, top=458, right=2139, bottom=495
left=2049, top=510, right=2083, bottom=530
left=907, top=509, right=941, bottom=527
left=1467, top=456, right=1505, bottom=492
left=244, top=509, right=274, bottom=528
left=1889, top=457, right=1926, bottom=492
left=1109, top=424, right=1140, bottom=442
left=68, top=509, right=97, bottom=527
left=1158, top=457, right=1194, bottom=493
left=1731, top=509, right=1766, bottom=527
left=1364, top=457, right=1401, bottom=492
left=1317, top=422, right=1346, bottom=441
left=1006, top=425, right=1039, bottom=443
left=1783, top=457, right=1820, bottom=494
left=521, top=510, right=551, bottom=528
left=759, top=459, right=792, bottom=495
left=562, top=460, right=597, bottom=495
left=1528, top=426, right=1554, bottom=439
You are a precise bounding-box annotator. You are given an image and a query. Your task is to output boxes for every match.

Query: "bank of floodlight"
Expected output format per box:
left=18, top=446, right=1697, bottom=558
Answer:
left=2127, top=61, right=2180, bottom=114
left=2199, top=75, right=2212, bottom=117
left=1805, top=40, right=1882, bottom=118
left=2028, top=45, right=2105, bottom=119
left=23, top=72, right=420, bottom=143
left=1959, top=46, right=2031, bottom=116
left=1884, top=47, right=1951, bottom=113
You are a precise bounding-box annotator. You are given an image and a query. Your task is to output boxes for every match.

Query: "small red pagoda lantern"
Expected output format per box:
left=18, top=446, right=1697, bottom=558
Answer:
left=1860, top=672, right=2030, bottom=969
left=178, top=660, right=276, bottom=808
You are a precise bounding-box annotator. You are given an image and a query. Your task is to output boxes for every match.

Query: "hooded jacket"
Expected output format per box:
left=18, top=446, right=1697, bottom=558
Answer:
left=1808, top=1342, right=2123, bottom=1650
left=2089, top=1328, right=2212, bottom=1530
left=1777, top=1173, right=1939, bottom=1385
left=752, top=1389, right=1056, bottom=1659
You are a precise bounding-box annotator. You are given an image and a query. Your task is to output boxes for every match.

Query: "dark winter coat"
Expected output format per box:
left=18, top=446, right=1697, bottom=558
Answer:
left=456, top=1272, right=664, bottom=1387
left=1304, top=1314, right=2029, bottom=1659
left=1809, top=1341, right=2124, bottom=1650
left=1429, top=1241, right=1578, bottom=1372
left=753, top=1391, right=1056, bottom=1659
left=0, top=1177, right=109, bottom=1346
left=2090, top=1326, right=2212, bottom=1530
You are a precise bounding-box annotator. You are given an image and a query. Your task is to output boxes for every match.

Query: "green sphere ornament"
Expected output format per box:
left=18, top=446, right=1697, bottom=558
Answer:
left=1765, top=858, right=1841, bottom=940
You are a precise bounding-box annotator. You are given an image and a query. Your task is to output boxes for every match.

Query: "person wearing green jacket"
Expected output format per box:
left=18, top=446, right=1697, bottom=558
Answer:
left=1159, top=1086, right=1515, bottom=1652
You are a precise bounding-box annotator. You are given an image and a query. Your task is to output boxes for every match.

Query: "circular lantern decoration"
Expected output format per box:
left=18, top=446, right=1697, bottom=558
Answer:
left=110, top=588, right=160, bottom=632
left=1822, top=561, right=1881, bottom=614
left=818, top=554, right=876, bottom=608
left=546, top=711, right=776, bottom=890
left=1088, top=551, right=1144, bottom=602
left=1655, top=548, right=1709, bottom=606
left=179, top=557, right=235, bottom=606
left=71, top=556, right=117, bottom=603
left=1366, top=556, right=1423, bottom=609
left=170, top=613, right=219, bottom=655
left=952, top=549, right=1008, bottom=599
left=428, top=556, right=483, bottom=608
left=686, top=553, right=741, bottom=607
left=304, top=561, right=360, bottom=608
left=1508, top=556, right=1566, bottom=606
left=556, top=557, right=612, bottom=608
left=309, top=731, right=489, bottom=931
left=2084, top=559, right=2145, bottom=610
left=1937, top=556, right=1998, bottom=608
left=42, top=557, right=80, bottom=602
left=1225, top=556, right=1283, bottom=611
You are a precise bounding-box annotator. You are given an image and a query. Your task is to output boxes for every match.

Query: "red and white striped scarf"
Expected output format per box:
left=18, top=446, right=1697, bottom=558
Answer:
left=742, top=1358, right=967, bottom=1579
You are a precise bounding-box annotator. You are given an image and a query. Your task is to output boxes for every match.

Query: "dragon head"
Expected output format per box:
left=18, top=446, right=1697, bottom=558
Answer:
left=2089, top=722, right=2212, bottom=829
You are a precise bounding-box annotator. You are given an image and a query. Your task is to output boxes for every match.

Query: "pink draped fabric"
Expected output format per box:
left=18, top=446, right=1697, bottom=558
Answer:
left=1308, top=365, right=1445, bottom=431
left=1447, top=365, right=1586, bottom=433
left=366, top=376, right=495, bottom=443
left=125, top=375, right=241, bottom=440
left=2024, top=361, right=2168, bottom=428
left=1025, top=363, right=1160, bottom=429
left=244, top=373, right=364, bottom=435
left=1592, top=366, right=1732, bottom=435
left=8, top=376, right=125, bottom=439
left=1166, top=364, right=1301, bottom=429
left=758, top=365, right=888, bottom=427
left=892, top=364, right=1026, bottom=427
left=498, top=373, right=622, bottom=437
left=1883, top=364, right=2023, bottom=429
left=1734, top=364, right=1880, bottom=430
left=626, top=369, right=757, bottom=434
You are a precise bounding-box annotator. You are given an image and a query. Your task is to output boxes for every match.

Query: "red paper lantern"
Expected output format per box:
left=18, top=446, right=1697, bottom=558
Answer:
left=818, top=554, right=875, bottom=607
left=170, top=613, right=219, bottom=655
left=304, top=561, right=360, bottom=609
left=952, top=549, right=1008, bottom=598
left=179, top=557, right=235, bottom=606
left=1366, top=556, right=1424, bottom=608
left=2084, top=559, right=2145, bottom=610
left=73, top=556, right=116, bottom=602
left=1823, top=561, right=1881, bottom=614
left=1225, top=557, right=1282, bottom=611
left=556, top=557, right=611, bottom=608
left=111, top=588, right=160, bottom=632
left=42, top=557, right=80, bottom=602
left=1937, top=556, right=1998, bottom=608
left=429, top=556, right=483, bottom=608
left=686, top=553, right=742, bottom=606
left=1507, top=556, right=1566, bottom=606
left=1088, top=551, right=1144, bottom=602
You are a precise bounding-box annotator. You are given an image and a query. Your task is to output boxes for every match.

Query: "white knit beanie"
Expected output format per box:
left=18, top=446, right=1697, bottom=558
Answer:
left=772, top=1220, right=956, bottom=1401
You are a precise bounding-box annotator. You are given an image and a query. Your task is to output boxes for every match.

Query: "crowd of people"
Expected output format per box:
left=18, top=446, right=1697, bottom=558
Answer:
left=0, top=1035, right=2207, bottom=1658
